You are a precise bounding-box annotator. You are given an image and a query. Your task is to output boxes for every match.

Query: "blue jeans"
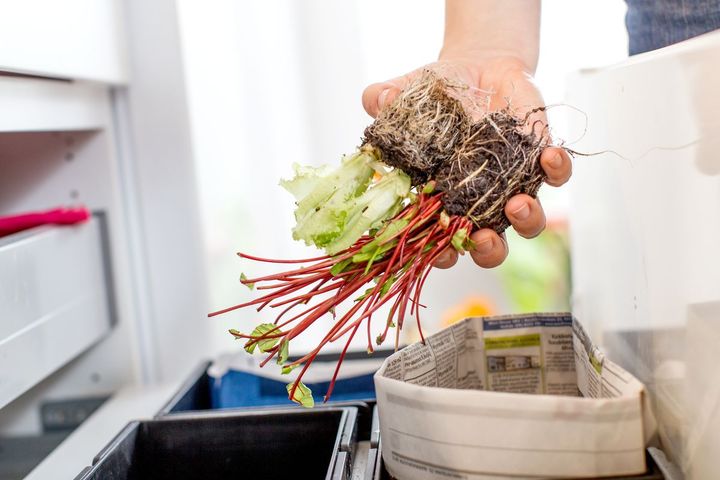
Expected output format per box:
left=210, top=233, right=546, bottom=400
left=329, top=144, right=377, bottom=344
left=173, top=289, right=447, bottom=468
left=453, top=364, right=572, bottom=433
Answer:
left=626, top=0, right=720, bottom=54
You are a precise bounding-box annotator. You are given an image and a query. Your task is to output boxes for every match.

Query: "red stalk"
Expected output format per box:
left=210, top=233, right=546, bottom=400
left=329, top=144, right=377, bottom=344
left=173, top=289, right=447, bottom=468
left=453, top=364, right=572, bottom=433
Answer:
left=210, top=192, right=472, bottom=403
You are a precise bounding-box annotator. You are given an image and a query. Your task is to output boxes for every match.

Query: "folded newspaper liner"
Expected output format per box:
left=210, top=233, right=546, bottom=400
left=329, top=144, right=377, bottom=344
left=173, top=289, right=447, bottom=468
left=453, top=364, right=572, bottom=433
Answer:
left=374, top=313, right=658, bottom=480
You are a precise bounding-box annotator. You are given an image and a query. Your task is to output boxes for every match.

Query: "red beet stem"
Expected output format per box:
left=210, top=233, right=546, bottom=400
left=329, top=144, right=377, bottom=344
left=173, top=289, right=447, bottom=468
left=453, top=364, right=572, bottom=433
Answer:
left=238, top=252, right=331, bottom=263
left=211, top=192, right=472, bottom=403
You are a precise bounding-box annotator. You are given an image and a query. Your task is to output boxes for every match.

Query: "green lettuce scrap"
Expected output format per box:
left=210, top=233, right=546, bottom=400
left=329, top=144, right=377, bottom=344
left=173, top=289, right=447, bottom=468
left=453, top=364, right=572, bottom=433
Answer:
left=239, top=272, right=254, bottom=290
left=281, top=150, right=411, bottom=255
left=282, top=363, right=299, bottom=375
left=276, top=338, right=289, bottom=365
left=451, top=228, right=476, bottom=252
left=286, top=381, right=314, bottom=408
left=244, top=323, right=282, bottom=354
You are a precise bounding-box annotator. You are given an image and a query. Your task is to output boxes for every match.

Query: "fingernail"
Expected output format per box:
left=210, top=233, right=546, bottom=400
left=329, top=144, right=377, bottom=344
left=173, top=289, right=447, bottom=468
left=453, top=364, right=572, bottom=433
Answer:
left=475, top=238, right=493, bottom=255
left=548, top=153, right=562, bottom=169
left=512, top=204, right=530, bottom=220
left=377, top=89, right=390, bottom=110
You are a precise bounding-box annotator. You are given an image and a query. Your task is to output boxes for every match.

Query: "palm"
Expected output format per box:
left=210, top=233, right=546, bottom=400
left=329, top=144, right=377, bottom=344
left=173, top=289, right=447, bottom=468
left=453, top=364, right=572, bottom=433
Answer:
left=362, top=56, right=569, bottom=270
left=427, top=58, right=548, bottom=137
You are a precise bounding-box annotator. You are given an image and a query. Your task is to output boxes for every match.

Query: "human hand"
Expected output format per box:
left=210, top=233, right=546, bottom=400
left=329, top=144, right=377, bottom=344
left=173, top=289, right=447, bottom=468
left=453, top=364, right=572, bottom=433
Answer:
left=362, top=55, right=572, bottom=269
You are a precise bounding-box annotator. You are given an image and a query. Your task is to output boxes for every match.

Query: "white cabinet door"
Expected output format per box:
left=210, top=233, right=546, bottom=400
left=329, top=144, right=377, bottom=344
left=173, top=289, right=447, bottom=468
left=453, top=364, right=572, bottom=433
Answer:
left=0, top=219, right=114, bottom=409
left=0, top=0, right=127, bottom=83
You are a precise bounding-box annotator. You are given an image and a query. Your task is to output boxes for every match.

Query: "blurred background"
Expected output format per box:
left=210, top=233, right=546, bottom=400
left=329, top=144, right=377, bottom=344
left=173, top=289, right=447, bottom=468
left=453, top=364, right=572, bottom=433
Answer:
left=178, top=0, right=628, bottom=354
left=15, top=1, right=708, bottom=478
left=4, top=1, right=720, bottom=478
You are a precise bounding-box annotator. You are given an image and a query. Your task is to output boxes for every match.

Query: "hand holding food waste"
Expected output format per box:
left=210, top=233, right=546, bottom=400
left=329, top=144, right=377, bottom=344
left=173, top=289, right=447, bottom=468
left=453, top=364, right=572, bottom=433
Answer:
left=363, top=58, right=572, bottom=269
left=209, top=70, right=572, bottom=407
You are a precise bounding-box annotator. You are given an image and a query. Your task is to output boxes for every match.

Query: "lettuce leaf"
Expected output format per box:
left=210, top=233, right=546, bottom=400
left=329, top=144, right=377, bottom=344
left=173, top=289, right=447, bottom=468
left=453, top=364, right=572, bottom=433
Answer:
left=281, top=150, right=410, bottom=254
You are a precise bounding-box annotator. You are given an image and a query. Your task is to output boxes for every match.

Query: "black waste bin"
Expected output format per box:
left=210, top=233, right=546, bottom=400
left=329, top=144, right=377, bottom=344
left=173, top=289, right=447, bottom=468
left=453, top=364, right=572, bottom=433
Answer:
left=74, top=407, right=356, bottom=480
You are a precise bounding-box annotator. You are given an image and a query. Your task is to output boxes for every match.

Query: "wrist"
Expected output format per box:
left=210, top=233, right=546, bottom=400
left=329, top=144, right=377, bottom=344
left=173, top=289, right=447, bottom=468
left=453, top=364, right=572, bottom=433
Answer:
left=441, top=0, right=540, bottom=74
left=438, top=47, right=535, bottom=76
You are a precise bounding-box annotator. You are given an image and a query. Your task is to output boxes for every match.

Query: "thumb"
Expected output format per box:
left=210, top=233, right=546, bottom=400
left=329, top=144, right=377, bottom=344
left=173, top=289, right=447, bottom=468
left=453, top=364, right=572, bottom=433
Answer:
left=361, top=72, right=415, bottom=118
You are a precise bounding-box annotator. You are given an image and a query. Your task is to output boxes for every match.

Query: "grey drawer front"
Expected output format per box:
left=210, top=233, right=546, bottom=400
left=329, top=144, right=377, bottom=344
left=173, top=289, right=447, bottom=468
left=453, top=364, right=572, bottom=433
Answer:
left=0, top=217, right=113, bottom=408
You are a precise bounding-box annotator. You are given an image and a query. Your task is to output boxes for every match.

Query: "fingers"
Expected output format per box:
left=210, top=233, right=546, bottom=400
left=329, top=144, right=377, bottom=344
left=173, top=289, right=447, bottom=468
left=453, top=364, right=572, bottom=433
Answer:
left=505, top=194, right=546, bottom=239
left=362, top=73, right=414, bottom=118
left=432, top=247, right=458, bottom=269
left=469, top=229, right=508, bottom=268
left=433, top=230, right=509, bottom=270
left=361, top=81, right=401, bottom=118
left=540, top=147, right=572, bottom=187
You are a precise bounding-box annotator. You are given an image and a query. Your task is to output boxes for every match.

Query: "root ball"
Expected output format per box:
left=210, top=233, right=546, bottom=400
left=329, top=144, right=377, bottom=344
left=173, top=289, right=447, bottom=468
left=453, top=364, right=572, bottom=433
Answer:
left=362, top=68, right=550, bottom=233
left=363, top=70, right=470, bottom=185
left=435, top=111, right=545, bottom=233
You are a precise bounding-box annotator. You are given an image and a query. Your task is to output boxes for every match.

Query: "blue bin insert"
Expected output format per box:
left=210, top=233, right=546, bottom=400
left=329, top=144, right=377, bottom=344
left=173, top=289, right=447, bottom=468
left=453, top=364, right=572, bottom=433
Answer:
left=211, top=368, right=377, bottom=408
left=159, top=349, right=394, bottom=415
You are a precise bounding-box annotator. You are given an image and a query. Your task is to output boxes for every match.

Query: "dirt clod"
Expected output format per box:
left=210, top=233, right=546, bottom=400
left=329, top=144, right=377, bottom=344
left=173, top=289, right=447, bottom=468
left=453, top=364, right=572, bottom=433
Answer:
left=363, top=71, right=470, bottom=185
left=435, top=111, right=545, bottom=232
left=363, top=69, right=548, bottom=233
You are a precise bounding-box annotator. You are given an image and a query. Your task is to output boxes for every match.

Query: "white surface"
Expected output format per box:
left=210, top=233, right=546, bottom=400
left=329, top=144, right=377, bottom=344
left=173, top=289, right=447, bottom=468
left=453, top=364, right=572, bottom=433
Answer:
left=0, top=0, right=213, bottom=440
left=0, top=0, right=127, bottom=83
left=0, top=0, right=209, bottom=458
left=25, top=383, right=178, bottom=480
left=116, top=0, right=212, bottom=383
left=0, top=77, right=108, bottom=132
left=0, top=127, right=141, bottom=435
left=0, top=221, right=112, bottom=409
left=567, top=30, right=720, bottom=479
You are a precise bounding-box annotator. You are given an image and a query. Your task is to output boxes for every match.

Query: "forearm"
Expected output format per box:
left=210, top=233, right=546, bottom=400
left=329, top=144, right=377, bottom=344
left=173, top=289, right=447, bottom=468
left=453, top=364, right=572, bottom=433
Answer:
left=440, top=0, right=540, bottom=73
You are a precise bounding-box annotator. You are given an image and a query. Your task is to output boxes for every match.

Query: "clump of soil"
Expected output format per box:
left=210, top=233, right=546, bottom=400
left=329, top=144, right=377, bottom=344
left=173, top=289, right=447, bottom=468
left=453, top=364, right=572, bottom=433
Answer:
left=363, top=71, right=470, bottom=185
left=435, top=110, right=545, bottom=232
left=363, top=69, right=547, bottom=233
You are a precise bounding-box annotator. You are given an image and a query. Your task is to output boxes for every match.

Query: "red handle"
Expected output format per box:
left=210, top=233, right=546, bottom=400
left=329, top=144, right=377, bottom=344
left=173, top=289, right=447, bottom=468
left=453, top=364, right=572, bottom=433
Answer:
left=0, top=207, right=91, bottom=237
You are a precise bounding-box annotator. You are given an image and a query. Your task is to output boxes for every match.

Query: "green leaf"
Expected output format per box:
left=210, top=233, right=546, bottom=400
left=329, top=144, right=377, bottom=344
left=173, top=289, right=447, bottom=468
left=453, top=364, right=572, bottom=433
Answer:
left=351, top=242, right=392, bottom=264
left=279, top=163, right=332, bottom=198
left=282, top=152, right=375, bottom=250
left=355, top=286, right=376, bottom=302
left=378, top=276, right=397, bottom=297
left=287, top=381, right=314, bottom=408
left=330, top=257, right=353, bottom=276
left=359, top=218, right=408, bottom=254
left=451, top=228, right=475, bottom=253
left=229, top=329, right=242, bottom=338
left=351, top=218, right=408, bottom=271
left=276, top=339, right=289, bottom=365
left=282, top=150, right=411, bottom=255
left=282, top=363, right=300, bottom=375
left=240, top=273, right=255, bottom=290
left=422, top=181, right=436, bottom=194
left=324, top=169, right=411, bottom=255
left=451, top=229, right=466, bottom=252
left=244, top=323, right=282, bottom=354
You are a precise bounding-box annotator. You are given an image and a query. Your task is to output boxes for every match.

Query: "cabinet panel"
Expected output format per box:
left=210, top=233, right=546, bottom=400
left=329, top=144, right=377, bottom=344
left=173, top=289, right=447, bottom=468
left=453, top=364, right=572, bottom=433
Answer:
left=0, top=77, right=108, bottom=132
left=0, top=219, right=114, bottom=409
left=0, top=0, right=127, bottom=83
